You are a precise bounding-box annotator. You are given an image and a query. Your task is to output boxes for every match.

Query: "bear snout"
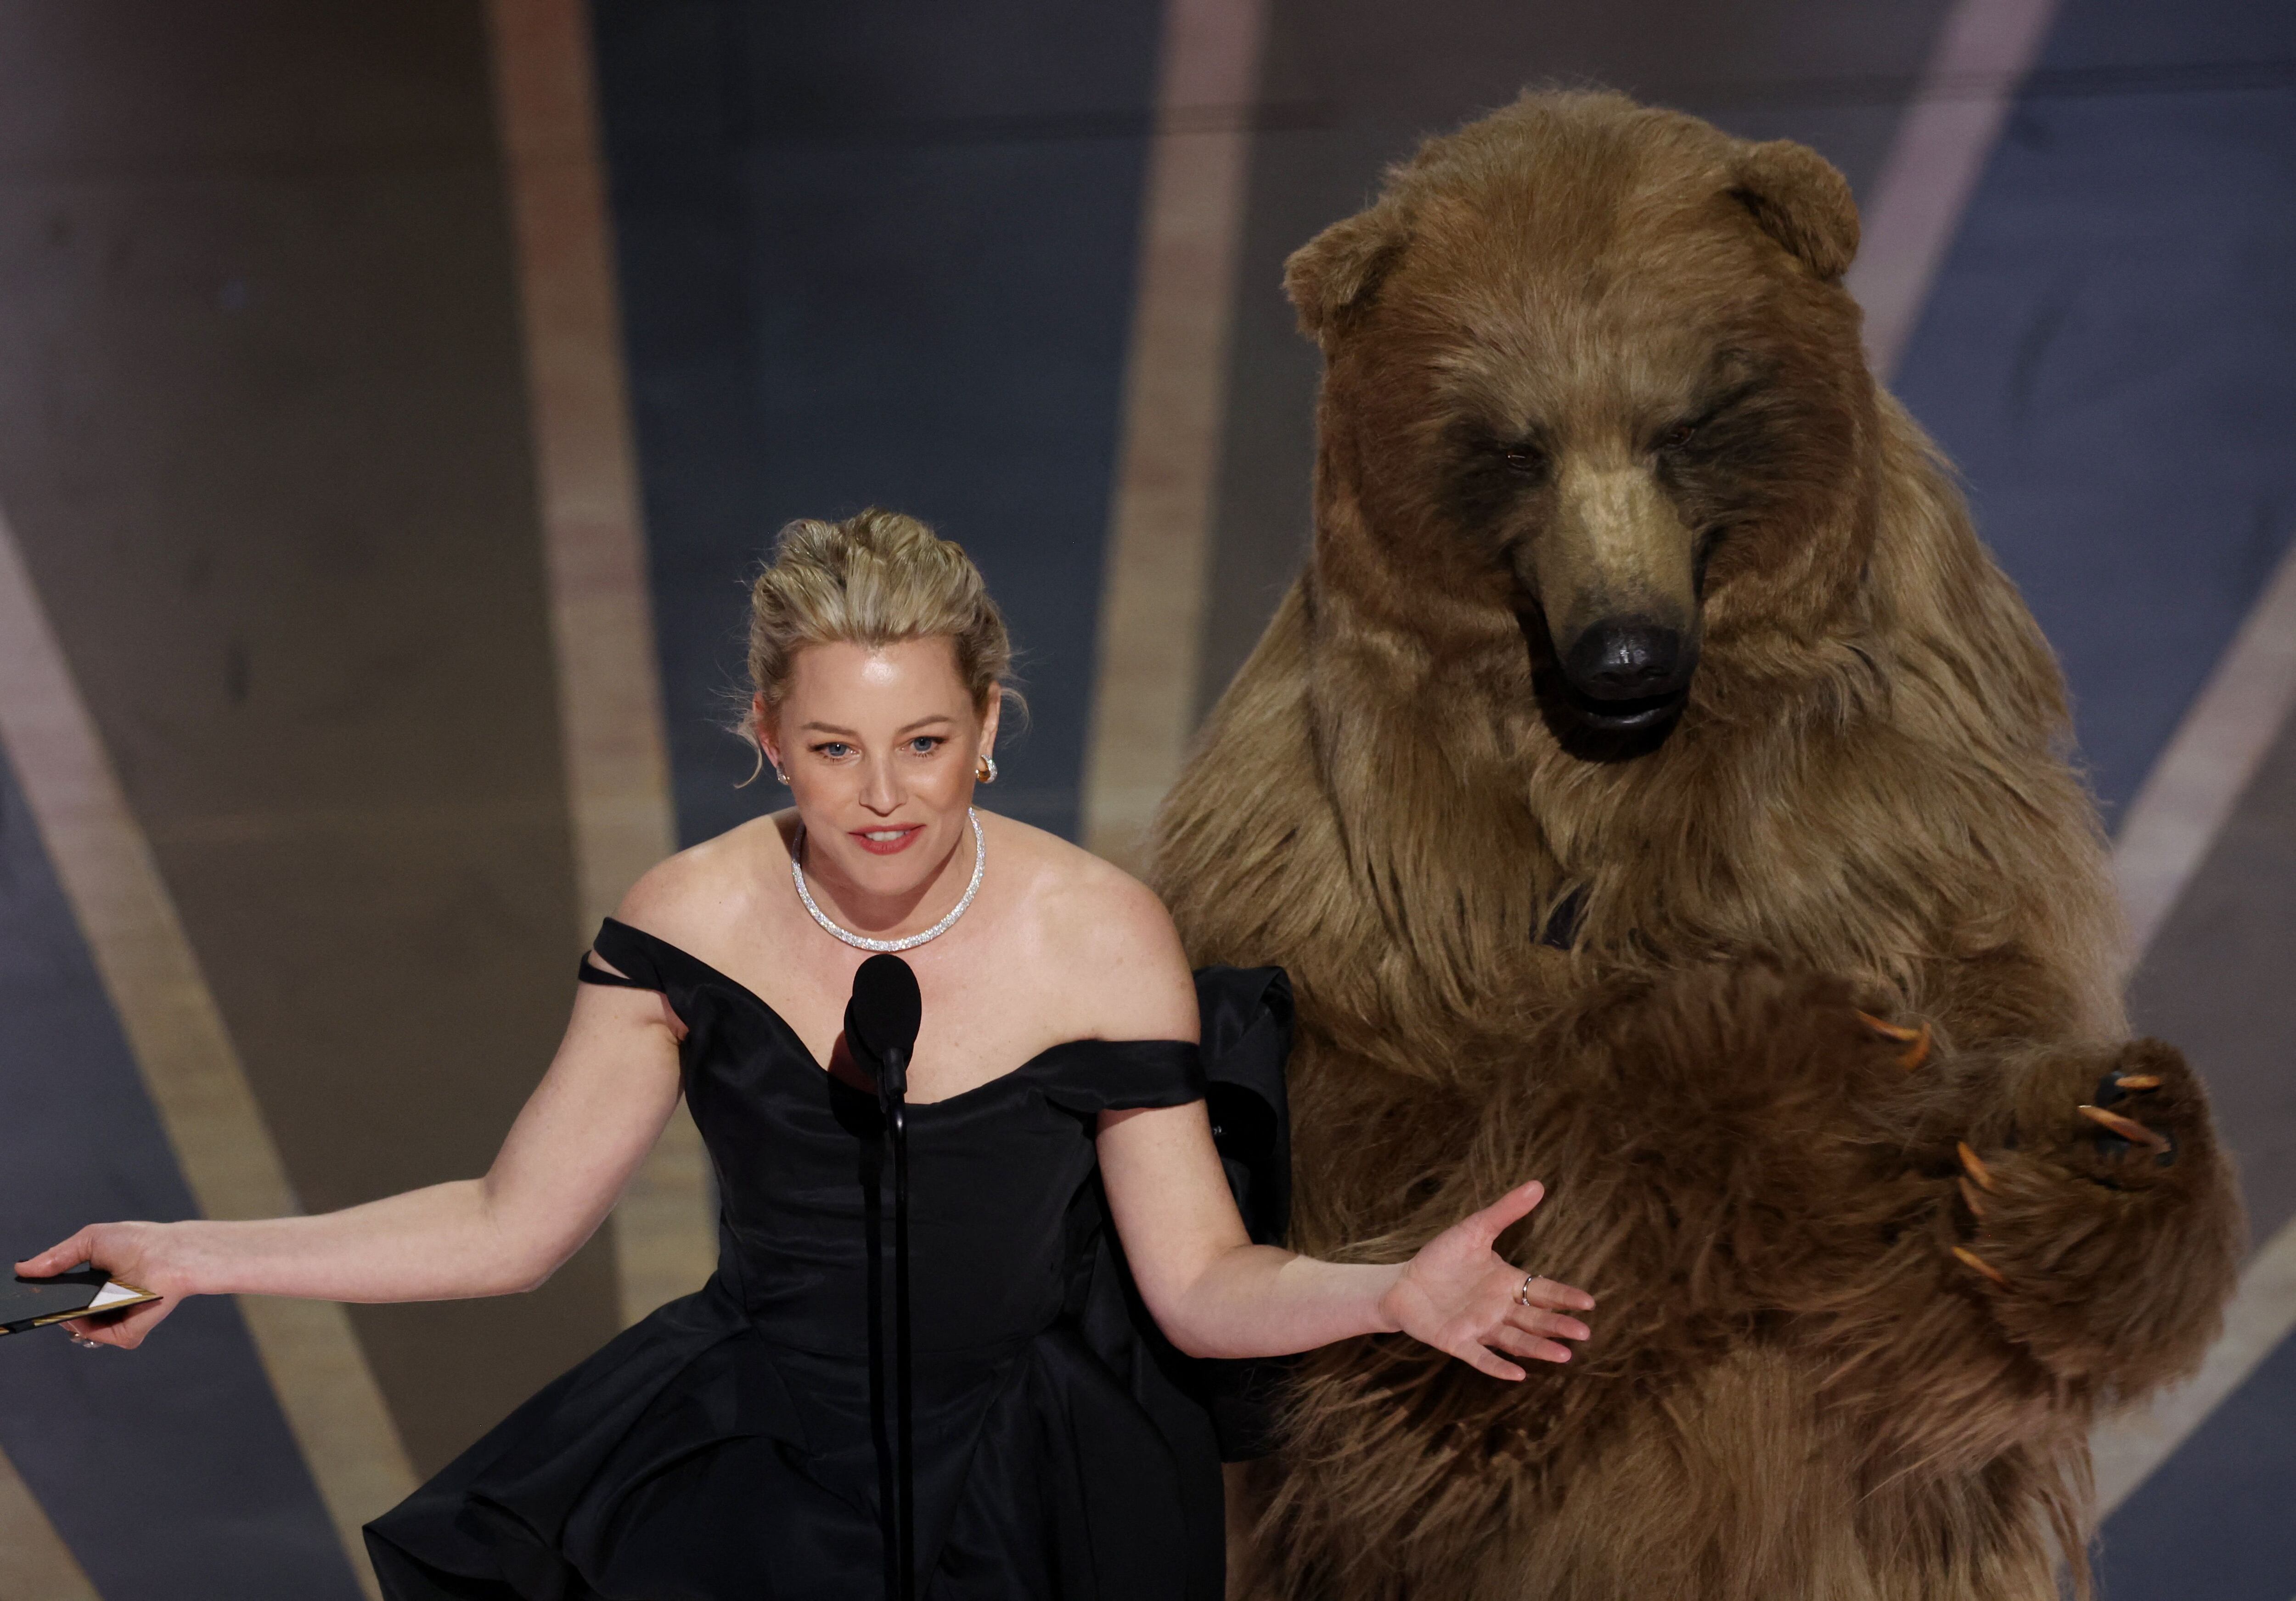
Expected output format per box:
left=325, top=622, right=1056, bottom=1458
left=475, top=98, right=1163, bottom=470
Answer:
left=1555, top=613, right=1699, bottom=729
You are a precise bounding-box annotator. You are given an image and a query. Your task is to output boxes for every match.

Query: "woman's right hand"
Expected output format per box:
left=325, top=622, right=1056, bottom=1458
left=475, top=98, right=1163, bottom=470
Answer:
left=15, top=1222, right=197, bottom=1349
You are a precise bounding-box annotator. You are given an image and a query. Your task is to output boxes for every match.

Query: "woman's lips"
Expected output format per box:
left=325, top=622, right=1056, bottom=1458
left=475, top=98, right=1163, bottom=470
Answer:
left=850, top=824, right=924, bottom=856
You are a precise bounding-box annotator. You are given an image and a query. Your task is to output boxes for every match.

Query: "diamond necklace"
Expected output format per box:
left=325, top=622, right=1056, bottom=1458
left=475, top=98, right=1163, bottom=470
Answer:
left=791, top=807, right=985, bottom=953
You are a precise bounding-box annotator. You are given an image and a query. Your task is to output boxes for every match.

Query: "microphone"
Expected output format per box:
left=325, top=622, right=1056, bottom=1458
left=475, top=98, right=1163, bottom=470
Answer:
left=843, top=952, right=922, bottom=1601
left=844, top=954, right=922, bottom=1107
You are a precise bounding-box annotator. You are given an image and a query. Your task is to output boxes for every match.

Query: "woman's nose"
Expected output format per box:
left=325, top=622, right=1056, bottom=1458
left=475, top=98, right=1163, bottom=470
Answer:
left=858, top=756, right=903, bottom=813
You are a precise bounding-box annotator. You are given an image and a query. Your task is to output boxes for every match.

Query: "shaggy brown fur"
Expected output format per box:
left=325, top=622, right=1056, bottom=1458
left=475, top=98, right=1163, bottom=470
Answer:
left=1147, top=91, right=2243, bottom=1600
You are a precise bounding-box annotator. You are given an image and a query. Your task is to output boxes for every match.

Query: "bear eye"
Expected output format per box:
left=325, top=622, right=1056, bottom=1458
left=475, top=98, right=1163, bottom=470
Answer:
left=1658, top=422, right=1698, bottom=452
left=1500, top=446, right=1545, bottom=475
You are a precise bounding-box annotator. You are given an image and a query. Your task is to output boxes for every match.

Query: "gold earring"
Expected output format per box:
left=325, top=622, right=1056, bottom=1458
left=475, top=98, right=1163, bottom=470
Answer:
left=975, top=754, right=998, bottom=784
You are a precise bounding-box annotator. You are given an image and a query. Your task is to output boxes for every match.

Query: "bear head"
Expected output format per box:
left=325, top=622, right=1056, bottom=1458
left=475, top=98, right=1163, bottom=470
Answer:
left=1286, top=90, right=1877, bottom=747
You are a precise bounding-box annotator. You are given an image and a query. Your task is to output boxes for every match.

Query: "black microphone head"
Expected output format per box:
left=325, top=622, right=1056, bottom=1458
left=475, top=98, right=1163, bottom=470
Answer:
left=844, top=954, right=922, bottom=1093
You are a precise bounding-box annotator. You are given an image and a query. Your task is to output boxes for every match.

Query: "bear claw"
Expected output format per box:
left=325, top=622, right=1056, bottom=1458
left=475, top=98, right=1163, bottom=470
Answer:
left=1957, top=1141, right=1997, bottom=1192
left=1952, top=1246, right=2008, bottom=1287
left=2096, top=1071, right=2164, bottom=1107
left=1896, top=1023, right=1932, bottom=1072
left=1958, top=1175, right=1987, bottom=1219
left=1857, top=1011, right=1920, bottom=1042
left=2077, top=1104, right=2168, bottom=1152
left=1855, top=1011, right=1933, bottom=1070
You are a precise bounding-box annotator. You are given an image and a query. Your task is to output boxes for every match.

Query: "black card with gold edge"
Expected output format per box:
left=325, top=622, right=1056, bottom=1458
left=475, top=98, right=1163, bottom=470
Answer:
left=2, top=1266, right=160, bottom=1336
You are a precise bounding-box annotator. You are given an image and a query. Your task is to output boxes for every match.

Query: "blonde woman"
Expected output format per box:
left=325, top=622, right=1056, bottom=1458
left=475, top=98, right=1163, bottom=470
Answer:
left=19, top=510, right=1593, bottom=1600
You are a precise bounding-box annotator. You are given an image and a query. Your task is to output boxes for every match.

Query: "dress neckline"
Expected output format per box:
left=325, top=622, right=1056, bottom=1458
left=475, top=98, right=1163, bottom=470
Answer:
left=599, top=916, right=1190, bottom=1111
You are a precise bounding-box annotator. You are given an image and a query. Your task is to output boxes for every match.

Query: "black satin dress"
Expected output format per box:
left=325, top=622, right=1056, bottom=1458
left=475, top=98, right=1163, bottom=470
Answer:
left=364, top=919, right=1293, bottom=1601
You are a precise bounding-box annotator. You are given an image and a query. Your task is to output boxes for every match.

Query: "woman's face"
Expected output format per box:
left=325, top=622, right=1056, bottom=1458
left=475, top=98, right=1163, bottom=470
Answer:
left=758, top=636, right=997, bottom=903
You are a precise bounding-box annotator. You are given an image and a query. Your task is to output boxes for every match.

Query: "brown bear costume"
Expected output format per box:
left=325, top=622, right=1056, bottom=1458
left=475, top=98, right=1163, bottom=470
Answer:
left=1148, top=91, right=2244, bottom=1600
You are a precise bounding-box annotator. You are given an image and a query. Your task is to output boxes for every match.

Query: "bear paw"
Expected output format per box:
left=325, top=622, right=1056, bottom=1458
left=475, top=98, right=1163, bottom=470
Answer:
left=1940, top=1039, right=2242, bottom=1390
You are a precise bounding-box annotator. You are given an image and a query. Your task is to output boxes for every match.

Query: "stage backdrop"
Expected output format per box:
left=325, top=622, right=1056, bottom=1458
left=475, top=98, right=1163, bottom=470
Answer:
left=0, top=0, right=2288, bottom=1594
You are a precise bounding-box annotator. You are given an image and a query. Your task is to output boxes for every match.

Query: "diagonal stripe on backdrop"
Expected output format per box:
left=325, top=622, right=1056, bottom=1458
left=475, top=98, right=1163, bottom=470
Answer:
left=485, top=0, right=714, bottom=1328
left=0, top=1441, right=98, bottom=1601
left=1847, top=0, right=2065, bottom=382
left=1084, top=0, right=1272, bottom=871
left=0, top=509, right=414, bottom=1598
left=2092, top=533, right=2296, bottom=1518
left=2113, top=535, right=2296, bottom=961
left=2092, top=1211, right=2296, bottom=1517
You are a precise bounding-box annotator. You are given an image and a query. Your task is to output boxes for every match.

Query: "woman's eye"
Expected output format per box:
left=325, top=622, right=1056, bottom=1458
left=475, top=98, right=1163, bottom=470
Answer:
left=813, top=742, right=852, bottom=759
left=907, top=737, right=942, bottom=755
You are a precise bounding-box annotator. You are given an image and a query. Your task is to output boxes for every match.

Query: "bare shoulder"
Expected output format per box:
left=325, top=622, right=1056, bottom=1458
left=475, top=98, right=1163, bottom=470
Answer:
left=981, top=811, right=1178, bottom=950
left=610, top=813, right=792, bottom=951
left=979, top=812, right=1198, bottom=1042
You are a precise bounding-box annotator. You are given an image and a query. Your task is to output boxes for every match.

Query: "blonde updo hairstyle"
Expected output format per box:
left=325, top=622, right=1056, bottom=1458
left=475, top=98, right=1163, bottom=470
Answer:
left=746, top=509, right=1017, bottom=756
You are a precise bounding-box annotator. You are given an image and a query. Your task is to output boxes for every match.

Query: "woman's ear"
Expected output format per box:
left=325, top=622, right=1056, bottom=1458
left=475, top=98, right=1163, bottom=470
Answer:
left=978, top=691, right=1002, bottom=758
left=753, top=692, right=781, bottom=771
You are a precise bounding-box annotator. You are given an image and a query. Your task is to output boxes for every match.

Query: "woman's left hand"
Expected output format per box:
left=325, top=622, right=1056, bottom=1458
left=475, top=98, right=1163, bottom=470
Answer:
left=1377, top=1180, right=1593, bottom=1381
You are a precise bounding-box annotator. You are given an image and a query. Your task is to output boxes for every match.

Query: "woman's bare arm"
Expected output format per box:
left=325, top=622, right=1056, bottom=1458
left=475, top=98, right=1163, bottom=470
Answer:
left=13, top=975, right=684, bottom=1348
left=1097, top=1104, right=1591, bottom=1377
left=1070, top=869, right=1594, bottom=1378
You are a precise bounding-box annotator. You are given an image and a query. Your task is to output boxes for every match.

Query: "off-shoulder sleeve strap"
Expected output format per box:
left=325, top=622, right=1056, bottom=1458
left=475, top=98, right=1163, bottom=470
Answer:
left=1040, top=1039, right=1205, bottom=1116
left=577, top=916, right=669, bottom=992
left=1194, top=966, right=1294, bottom=1247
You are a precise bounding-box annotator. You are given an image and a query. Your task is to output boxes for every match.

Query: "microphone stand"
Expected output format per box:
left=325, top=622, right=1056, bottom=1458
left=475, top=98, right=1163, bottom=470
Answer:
left=880, top=1044, right=915, bottom=1601
left=847, top=952, right=921, bottom=1601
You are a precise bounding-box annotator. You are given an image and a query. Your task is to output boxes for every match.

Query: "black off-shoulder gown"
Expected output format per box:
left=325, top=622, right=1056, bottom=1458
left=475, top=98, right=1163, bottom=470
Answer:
left=364, top=919, right=1292, bottom=1601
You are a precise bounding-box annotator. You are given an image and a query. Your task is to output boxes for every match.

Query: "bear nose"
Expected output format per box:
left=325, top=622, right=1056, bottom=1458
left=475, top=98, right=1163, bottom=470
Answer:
left=1562, top=618, right=1688, bottom=700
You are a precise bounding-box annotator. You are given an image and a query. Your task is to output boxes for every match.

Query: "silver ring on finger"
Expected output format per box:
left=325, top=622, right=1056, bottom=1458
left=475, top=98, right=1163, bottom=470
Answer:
left=1514, top=1272, right=1539, bottom=1308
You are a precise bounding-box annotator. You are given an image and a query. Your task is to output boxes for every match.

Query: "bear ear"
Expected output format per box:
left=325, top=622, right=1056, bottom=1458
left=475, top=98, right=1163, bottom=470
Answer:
left=1729, top=140, right=1859, bottom=281
left=1284, top=204, right=1408, bottom=344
